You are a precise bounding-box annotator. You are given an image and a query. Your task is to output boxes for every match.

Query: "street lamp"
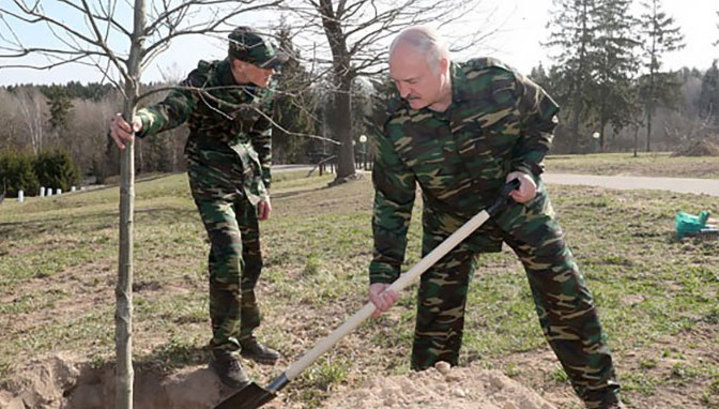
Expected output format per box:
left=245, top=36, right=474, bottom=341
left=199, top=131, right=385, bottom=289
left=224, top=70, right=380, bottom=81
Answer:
left=592, top=132, right=600, bottom=153
left=359, top=135, right=368, bottom=170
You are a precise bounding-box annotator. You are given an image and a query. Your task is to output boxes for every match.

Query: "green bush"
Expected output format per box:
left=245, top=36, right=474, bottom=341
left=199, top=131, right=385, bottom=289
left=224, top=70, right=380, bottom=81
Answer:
left=0, top=149, right=40, bottom=197
left=33, top=150, right=80, bottom=192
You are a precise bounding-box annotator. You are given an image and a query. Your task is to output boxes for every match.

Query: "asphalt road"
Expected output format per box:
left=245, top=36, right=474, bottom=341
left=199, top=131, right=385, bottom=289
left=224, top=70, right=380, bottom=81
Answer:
left=543, top=173, right=719, bottom=197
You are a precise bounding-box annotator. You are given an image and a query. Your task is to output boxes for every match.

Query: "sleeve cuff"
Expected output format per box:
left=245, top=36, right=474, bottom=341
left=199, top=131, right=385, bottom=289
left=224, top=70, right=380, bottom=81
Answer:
left=510, top=161, right=543, bottom=177
left=369, top=262, right=400, bottom=285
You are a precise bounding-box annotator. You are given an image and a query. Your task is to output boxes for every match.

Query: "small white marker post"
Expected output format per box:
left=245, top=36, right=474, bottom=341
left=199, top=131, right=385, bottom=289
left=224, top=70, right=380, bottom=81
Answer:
left=18, top=190, right=24, bottom=203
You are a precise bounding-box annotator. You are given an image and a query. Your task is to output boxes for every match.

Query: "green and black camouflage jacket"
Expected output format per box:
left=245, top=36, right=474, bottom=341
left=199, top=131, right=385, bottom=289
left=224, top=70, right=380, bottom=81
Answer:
left=136, top=58, right=273, bottom=205
left=370, top=58, right=560, bottom=284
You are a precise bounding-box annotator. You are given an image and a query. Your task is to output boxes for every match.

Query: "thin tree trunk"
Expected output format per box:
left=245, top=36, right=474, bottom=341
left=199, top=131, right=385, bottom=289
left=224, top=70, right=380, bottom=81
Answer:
left=645, top=110, right=652, bottom=152
left=116, top=1, right=145, bottom=408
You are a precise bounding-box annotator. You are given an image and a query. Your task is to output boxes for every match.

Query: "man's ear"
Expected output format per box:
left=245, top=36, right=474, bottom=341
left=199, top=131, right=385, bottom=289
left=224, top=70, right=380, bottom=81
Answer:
left=439, top=57, right=449, bottom=74
left=231, top=58, right=246, bottom=73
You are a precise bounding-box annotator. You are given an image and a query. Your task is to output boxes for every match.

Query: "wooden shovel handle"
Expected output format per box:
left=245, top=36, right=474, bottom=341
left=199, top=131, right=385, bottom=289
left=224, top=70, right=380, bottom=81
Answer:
left=284, top=209, right=492, bottom=380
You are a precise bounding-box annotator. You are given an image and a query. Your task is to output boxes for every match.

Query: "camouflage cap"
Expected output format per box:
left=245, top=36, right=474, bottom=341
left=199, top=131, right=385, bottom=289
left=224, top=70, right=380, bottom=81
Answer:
left=228, top=26, right=288, bottom=69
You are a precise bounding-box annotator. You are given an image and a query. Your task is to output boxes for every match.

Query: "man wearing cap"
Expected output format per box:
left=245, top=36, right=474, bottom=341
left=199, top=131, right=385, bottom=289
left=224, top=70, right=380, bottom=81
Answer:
left=110, top=26, right=288, bottom=388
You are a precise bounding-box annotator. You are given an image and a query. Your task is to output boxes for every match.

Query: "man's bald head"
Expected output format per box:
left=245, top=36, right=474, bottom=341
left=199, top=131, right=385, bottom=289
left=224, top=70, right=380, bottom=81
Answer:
left=389, top=26, right=450, bottom=74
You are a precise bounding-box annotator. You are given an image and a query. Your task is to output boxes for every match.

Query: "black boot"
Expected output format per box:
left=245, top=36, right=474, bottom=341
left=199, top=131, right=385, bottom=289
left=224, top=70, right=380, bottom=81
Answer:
left=240, top=337, right=281, bottom=365
left=210, top=354, right=250, bottom=388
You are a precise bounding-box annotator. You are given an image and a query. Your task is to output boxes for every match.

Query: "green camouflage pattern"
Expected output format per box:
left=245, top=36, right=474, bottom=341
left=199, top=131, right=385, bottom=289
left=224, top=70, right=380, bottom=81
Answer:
left=370, top=58, right=620, bottom=408
left=137, top=58, right=273, bottom=203
left=198, top=194, right=263, bottom=356
left=135, top=58, right=273, bottom=358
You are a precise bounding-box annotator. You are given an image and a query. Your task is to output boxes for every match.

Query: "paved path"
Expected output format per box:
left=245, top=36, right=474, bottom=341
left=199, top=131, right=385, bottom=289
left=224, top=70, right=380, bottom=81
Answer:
left=543, top=173, right=719, bottom=197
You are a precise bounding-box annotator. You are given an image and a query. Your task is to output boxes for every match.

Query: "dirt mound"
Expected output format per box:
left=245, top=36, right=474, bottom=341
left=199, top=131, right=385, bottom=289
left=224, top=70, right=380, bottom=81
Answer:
left=0, top=353, right=80, bottom=409
left=1, top=355, right=556, bottom=409
left=0, top=354, right=225, bottom=409
left=319, top=361, right=557, bottom=409
left=672, top=138, right=719, bottom=156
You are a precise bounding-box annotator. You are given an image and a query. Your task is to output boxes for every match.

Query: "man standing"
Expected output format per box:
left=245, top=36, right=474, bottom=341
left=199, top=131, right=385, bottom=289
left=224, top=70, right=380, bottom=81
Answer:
left=368, top=26, right=623, bottom=409
left=110, top=26, right=287, bottom=389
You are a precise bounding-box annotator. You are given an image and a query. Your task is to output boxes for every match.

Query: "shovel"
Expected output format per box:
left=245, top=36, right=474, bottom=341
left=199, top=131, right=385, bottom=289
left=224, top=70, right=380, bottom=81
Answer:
left=214, top=179, right=520, bottom=409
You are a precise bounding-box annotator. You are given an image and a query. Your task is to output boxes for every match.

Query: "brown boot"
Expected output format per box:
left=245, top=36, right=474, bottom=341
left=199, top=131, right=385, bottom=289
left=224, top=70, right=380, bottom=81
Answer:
left=210, top=354, right=250, bottom=388
left=240, top=337, right=281, bottom=365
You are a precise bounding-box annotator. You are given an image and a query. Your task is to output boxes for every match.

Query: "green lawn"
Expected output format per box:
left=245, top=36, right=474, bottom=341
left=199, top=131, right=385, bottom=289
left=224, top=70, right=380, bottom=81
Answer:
left=545, top=152, right=719, bottom=179
left=1, top=161, right=718, bottom=408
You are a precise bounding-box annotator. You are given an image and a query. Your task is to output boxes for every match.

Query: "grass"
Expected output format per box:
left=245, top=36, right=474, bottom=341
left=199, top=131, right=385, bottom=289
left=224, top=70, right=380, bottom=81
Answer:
left=545, top=151, right=719, bottom=178
left=1, top=159, right=719, bottom=408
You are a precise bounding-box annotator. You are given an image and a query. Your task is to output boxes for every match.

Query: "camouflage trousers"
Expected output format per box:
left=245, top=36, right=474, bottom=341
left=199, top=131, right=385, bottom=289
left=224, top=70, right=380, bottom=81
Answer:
left=193, top=191, right=263, bottom=359
left=413, top=204, right=620, bottom=408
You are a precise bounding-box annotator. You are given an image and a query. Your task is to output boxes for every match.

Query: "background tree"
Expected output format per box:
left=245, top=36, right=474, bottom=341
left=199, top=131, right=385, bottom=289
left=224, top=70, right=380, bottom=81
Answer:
left=587, top=0, right=639, bottom=151
left=285, top=0, right=491, bottom=183
left=637, top=0, right=685, bottom=152
left=545, top=0, right=602, bottom=153
left=44, top=85, right=74, bottom=133
left=698, top=60, right=719, bottom=124
left=271, top=22, right=321, bottom=164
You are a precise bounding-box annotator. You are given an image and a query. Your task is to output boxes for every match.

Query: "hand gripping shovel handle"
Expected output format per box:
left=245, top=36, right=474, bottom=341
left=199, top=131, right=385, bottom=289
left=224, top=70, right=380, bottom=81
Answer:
left=278, top=178, right=520, bottom=385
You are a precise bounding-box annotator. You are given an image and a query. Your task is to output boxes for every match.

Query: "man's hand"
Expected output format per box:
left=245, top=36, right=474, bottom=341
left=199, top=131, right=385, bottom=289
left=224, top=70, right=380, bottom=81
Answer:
left=109, top=113, right=142, bottom=150
left=257, top=197, right=272, bottom=221
left=506, top=171, right=537, bottom=203
left=369, top=283, right=399, bottom=318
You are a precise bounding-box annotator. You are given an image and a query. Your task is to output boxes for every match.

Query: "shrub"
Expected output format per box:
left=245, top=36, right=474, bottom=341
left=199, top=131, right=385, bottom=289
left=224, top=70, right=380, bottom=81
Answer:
left=0, top=149, right=40, bottom=197
left=33, top=150, right=80, bottom=192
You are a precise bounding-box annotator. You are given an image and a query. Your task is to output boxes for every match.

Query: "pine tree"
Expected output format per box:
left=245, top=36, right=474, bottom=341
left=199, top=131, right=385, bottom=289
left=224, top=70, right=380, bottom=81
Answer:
left=637, top=0, right=685, bottom=151
left=698, top=60, right=719, bottom=123
left=545, top=0, right=603, bottom=152
left=589, top=0, right=640, bottom=151
left=271, top=22, right=318, bottom=164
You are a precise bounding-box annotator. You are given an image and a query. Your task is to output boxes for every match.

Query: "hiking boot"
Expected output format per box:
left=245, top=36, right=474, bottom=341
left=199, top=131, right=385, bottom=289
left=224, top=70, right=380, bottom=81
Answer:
left=210, top=355, right=250, bottom=389
left=240, top=338, right=281, bottom=365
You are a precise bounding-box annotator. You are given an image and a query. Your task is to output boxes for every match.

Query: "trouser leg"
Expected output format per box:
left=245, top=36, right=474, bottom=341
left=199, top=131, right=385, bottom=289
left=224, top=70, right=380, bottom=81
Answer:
left=504, top=217, right=620, bottom=408
left=237, top=199, right=262, bottom=341
left=195, top=197, right=245, bottom=358
left=412, top=226, right=478, bottom=370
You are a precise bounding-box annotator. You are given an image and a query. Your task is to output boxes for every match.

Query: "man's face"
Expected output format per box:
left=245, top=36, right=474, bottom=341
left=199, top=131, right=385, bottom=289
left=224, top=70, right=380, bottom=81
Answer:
left=389, top=44, right=443, bottom=110
left=232, top=59, right=276, bottom=88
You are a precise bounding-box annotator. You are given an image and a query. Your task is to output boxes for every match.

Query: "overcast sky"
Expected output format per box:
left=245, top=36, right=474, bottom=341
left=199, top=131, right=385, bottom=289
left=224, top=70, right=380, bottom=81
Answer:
left=0, top=0, right=716, bottom=86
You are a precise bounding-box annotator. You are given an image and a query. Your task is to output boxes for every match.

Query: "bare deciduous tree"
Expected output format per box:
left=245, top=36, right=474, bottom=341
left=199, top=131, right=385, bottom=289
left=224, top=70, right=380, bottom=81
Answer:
left=14, top=87, right=47, bottom=154
left=283, top=0, right=493, bottom=182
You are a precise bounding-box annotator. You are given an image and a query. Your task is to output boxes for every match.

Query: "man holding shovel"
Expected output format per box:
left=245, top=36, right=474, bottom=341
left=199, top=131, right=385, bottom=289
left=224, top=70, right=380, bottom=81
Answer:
left=109, top=27, right=287, bottom=389
left=368, top=26, right=623, bottom=409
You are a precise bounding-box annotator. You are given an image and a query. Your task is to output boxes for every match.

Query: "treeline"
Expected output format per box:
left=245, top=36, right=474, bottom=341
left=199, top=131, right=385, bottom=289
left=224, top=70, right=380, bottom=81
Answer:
left=533, top=0, right=719, bottom=153
left=0, top=1, right=717, bottom=194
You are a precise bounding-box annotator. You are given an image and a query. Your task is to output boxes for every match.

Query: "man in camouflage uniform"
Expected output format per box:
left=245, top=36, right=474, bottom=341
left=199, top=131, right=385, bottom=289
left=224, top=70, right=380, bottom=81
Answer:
left=368, top=26, right=623, bottom=409
left=110, top=26, right=287, bottom=389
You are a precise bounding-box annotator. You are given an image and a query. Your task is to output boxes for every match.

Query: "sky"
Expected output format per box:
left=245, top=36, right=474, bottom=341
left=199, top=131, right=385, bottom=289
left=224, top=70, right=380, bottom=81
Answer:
left=0, top=0, right=717, bottom=86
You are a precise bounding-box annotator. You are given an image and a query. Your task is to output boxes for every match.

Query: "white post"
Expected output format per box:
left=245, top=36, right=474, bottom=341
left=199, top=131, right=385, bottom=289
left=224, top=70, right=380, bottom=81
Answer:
left=18, top=190, right=24, bottom=203
left=40, top=187, right=45, bottom=197
left=47, top=189, right=53, bottom=197
left=71, top=186, right=76, bottom=192
left=56, top=188, right=62, bottom=195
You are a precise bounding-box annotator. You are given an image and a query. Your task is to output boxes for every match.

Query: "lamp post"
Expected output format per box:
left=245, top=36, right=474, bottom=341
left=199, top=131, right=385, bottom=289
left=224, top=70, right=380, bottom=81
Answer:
left=359, top=134, right=368, bottom=170
left=592, top=132, right=600, bottom=153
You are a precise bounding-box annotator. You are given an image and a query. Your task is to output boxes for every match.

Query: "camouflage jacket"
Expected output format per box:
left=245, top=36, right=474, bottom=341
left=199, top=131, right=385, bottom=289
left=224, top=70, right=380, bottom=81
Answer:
left=136, top=58, right=274, bottom=205
left=370, top=58, right=560, bottom=284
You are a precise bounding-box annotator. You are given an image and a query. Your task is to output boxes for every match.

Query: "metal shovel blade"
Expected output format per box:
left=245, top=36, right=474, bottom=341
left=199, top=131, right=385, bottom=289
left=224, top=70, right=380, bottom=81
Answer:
left=214, top=382, right=276, bottom=409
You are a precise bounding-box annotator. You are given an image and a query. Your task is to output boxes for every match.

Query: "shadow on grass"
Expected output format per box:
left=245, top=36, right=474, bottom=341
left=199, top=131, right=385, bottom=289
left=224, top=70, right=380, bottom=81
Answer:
left=134, top=341, right=211, bottom=374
